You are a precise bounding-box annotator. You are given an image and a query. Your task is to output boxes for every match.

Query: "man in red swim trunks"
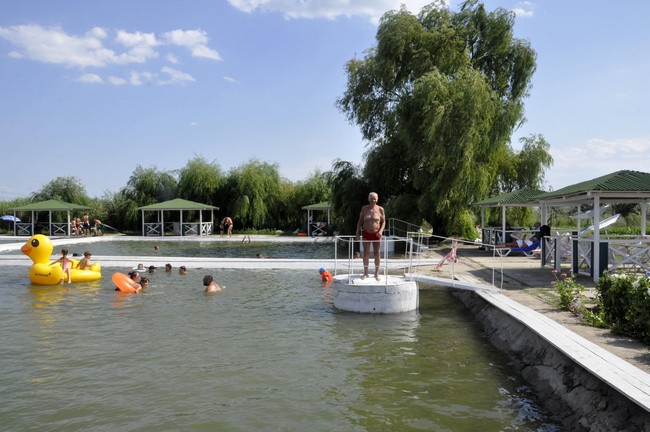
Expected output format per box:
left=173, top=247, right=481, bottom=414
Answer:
left=356, top=192, right=386, bottom=281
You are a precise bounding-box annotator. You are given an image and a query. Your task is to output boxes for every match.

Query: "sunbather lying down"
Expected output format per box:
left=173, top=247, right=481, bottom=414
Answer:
left=497, top=236, right=537, bottom=249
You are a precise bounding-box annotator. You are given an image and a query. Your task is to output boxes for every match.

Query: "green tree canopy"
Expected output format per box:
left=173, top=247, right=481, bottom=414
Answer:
left=31, top=176, right=91, bottom=205
left=228, top=160, right=283, bottom=229
left=178, top=156, right=225, bottom=206
left=337, top=0, right=549, bottom=237
left=116, top=165, right=179, bottom=229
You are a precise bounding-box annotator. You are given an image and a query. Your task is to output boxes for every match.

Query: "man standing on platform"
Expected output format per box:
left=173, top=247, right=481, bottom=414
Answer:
left=356, top=192, right=386, bottom=281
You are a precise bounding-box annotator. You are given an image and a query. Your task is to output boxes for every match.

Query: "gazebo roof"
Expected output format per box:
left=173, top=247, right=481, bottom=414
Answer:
left=11, top=199, right=91, bottom=211
left=534, top=170, right=650, bottom=204
left=138, top=198, right=219, bottom=211
left=301, top=201, right=331, bottom=211
left=474, top=187, right=547, bottom=207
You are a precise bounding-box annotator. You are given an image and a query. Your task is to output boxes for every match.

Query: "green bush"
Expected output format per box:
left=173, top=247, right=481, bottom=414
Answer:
left=597, top=272, right=650, bottom=343
left=551, top=270, right=607, bottom=328
left=551, top=270, right=582, bottom=311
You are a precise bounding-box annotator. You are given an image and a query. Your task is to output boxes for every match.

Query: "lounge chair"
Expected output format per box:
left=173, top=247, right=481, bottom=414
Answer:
left=495, top=240, right=540, bottom=257
left=579, top=214, right=621, bottom=236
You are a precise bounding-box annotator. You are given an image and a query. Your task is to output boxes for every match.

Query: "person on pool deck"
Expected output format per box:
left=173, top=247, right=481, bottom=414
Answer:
left=93, top=218, right=103, bottom=236
left=356, top=192, right=386, bottom=281
left=76, top=251, right=93, bottom=270
left=82, top=214, right=91, bottom=236
left=222, top=216, right=233, bottom=237
left=179, top=266, right=188, bottom=275
left=496, top=235, right=537, bottom=249
left=203, top=275, right=222, bottom=293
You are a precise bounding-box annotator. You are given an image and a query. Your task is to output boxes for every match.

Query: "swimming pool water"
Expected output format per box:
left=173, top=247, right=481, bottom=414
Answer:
left=0, top=264, right=559, bottom=431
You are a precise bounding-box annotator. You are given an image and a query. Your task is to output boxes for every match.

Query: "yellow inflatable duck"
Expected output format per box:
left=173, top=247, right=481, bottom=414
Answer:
left=21, top=234, right=101, bottom=285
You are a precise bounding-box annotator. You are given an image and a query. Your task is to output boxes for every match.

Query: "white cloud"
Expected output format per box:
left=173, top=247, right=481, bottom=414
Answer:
left=77, top=73, right=103, bottom=83
left=91, top=66, right=196, bottom=86
left=115, top=30, right=159, bottom=47
left=547, top=137, right=650, bottom=188
left=108, top=75, right=127, bottom=85
left=553, top=137, right=650, bottom=166
left=512, top=1, right=534, bottom=18
left=128, top=70, right=155, bottom=86
left=0, top=24, right=221, bottom=75
left=223, top=75, right=237, bottom=83
left=0, top=24, right=118, bottom=67
left=162, top=29, right=222, bottom=60
left=160, top=66, right=196, bottom=85
left=190, top=44, right=222, bottom=60
left=227, top=0, right=441, bottom=22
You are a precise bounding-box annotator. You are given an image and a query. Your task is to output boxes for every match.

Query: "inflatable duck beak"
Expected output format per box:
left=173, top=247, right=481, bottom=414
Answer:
left=21, top=237, right=38, bottom=257
left=21, top=235, right=52, bottom=264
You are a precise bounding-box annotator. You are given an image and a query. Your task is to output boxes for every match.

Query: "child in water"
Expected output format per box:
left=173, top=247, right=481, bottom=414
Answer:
left=50, top=249, right=72, bottom=283
left=319, top=267, right=333, bottom=283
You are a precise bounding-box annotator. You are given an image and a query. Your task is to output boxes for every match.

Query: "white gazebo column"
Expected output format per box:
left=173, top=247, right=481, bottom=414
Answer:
left=593, top=196, right=601, bottom=282
left=642, top=203, right=648, bottom=238
left=501, top=206, right=507, bottom=246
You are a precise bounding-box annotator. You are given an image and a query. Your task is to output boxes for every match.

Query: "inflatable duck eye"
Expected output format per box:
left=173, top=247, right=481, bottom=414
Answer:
left=31, top=238, right=40, bottom=247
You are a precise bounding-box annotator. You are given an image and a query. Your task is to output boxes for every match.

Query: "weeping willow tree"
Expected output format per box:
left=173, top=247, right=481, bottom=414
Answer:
left=228, top=160, right=284, bottom=229
left=31, top=176, right=91, bottom=205
left=177, top=156, right=225, bottom=206
left=337, top=0, right=551, bottom=238
left=116, top=165, right=179, bottom=229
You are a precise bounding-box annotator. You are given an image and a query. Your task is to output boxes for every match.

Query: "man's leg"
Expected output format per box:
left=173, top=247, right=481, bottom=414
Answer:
left=362, top=240, right=370, bottom=279
left=373, top=241, right=381, bottom=280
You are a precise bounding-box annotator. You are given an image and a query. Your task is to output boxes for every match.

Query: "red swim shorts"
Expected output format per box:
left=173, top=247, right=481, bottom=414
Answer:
left=362, top=230, right=381, bottom=241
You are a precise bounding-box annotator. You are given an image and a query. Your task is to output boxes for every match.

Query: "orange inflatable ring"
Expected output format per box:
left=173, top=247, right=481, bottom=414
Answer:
left=112, top=272, right=139, bottom=293
left=321, top=270, right=333, bottom=282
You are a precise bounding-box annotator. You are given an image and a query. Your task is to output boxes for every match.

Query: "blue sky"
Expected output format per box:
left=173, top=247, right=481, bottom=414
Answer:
left=1, top=0, right=649, bottom=200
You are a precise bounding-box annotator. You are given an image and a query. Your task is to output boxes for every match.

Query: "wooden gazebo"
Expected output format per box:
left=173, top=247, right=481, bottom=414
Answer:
left=10, top=199, right=91, bottom=237
left=138, top=198, right=219, bottom=236
left=302, top=201, right=331, bottom=236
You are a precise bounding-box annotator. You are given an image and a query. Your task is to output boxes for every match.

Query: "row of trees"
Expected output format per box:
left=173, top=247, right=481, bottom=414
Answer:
left=0, top=157, right=332, bottom=234
left=1, top=1, right=558, bottom=238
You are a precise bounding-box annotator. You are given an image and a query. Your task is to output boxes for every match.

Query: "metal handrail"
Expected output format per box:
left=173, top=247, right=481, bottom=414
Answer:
left=333, top=235, right=417, bottom=284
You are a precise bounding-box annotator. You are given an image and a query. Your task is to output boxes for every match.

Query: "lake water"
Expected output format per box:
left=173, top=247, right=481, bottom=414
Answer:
left=0, top=263, right=559, bottom=431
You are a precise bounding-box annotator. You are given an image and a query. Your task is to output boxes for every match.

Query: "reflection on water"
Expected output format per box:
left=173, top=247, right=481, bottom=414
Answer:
left=0, top=266, right=559, bottom=431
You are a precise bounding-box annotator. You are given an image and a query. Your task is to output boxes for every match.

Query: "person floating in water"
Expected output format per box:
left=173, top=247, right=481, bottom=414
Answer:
left=356, top=192, right=386, bottom=281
